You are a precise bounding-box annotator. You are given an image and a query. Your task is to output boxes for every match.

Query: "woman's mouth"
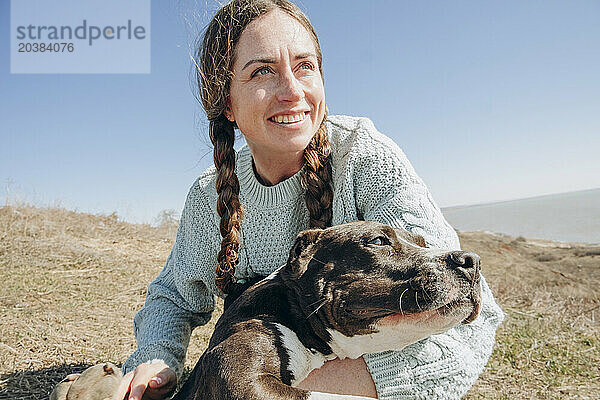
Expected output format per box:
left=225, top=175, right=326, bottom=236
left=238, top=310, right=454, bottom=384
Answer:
left=268, top=112, right=308, bottom=124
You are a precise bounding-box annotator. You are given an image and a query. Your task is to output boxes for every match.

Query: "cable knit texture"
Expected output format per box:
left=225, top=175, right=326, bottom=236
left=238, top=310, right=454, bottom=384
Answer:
left=123, top=115, right=504, bottom=399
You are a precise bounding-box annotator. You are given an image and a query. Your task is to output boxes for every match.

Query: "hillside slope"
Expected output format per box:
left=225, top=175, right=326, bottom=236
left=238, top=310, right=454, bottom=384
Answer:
left=1, top=205, right=598, bottom=399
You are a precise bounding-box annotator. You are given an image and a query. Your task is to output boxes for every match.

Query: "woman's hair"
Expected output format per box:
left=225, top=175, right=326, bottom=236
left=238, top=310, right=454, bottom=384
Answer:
left=197, top=0, right=333, bottom=293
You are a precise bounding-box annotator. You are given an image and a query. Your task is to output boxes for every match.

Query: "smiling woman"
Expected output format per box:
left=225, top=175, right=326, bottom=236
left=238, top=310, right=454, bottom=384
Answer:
left=226, top=9, right=326, bottom=186
left=107, top=1, right=504, bottom=399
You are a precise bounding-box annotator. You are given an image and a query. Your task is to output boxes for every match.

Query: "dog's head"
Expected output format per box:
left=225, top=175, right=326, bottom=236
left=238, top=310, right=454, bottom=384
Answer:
left=281, top=221, right=481, bottom=358
left=50, top=363, right=122, bottom=400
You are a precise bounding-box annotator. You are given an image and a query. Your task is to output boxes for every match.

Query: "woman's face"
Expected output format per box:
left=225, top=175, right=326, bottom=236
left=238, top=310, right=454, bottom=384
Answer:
left=228, top=9, right=325, bottom=161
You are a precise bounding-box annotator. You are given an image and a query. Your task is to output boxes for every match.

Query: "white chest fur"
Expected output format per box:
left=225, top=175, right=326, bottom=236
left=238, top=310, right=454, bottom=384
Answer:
left=275, top=323, right=376, bottom=400
left=273, top=323, right=335, bottom=386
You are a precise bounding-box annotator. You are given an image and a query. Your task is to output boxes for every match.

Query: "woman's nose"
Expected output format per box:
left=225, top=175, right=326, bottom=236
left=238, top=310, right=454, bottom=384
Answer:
left=276, top=70, right=303, bottom=102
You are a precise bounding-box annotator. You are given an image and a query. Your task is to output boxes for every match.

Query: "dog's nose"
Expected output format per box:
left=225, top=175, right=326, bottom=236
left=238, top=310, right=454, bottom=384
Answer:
left=446, top=251, right=480, bottom=279
left=448, top=251, right=480, bottom=269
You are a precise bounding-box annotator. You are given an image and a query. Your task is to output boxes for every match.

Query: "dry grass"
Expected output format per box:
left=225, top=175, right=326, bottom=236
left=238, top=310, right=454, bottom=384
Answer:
left=0, top=205, right=598, bottom=399
left=460, top=233, right=600, bottom=399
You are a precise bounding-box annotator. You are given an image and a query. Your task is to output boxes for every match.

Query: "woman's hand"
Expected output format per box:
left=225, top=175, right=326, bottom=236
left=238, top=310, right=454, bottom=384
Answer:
left=296, top=357, right=377, bottom=398
left=111, top=361, right=176, bottom=400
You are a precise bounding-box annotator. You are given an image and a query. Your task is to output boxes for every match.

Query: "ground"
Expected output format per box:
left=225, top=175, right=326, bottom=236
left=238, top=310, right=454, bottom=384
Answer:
left=0, top=205, right=598, bottom=399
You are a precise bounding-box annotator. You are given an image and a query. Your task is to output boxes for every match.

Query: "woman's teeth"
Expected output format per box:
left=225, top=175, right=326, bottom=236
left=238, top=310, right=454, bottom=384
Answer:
left=270, top=113, right=306, bottom=124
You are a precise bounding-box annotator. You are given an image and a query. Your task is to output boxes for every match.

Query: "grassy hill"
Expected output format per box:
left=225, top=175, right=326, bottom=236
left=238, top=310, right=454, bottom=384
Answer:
left=1, top=205, right=598, bottom=399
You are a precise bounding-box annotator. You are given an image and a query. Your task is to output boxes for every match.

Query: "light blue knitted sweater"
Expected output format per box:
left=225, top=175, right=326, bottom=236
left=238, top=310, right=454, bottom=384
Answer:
left=123, top=115, right=504, bottom=399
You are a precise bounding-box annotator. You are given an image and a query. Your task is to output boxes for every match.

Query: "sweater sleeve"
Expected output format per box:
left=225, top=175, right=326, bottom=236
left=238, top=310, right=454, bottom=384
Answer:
left=352, top=118, right=505, bottom=399
left=122, top=180, right=219, bottom=378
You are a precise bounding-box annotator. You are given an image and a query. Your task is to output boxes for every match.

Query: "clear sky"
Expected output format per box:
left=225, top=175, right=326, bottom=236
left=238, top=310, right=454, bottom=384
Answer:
left=2, top=0, right=599, bottom=224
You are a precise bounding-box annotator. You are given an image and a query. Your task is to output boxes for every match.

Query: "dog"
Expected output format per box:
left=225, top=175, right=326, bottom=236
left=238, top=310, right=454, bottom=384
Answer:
left=49, top=363, right=122, bottom=400
left=173, top=221, right=482, bottom=400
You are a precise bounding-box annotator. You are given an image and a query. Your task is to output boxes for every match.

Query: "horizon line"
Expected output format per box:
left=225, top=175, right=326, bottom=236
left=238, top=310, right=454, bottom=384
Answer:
left=442, top=186, right=600, bottom=211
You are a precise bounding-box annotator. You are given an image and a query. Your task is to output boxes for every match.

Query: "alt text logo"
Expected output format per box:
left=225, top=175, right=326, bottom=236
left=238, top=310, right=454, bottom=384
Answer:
left=10, top=0, right=151, bottom=74
left=16, top=19, right=147, bottom=46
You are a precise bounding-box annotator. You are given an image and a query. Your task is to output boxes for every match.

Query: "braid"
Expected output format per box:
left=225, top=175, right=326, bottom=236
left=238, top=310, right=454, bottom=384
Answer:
left=302, top=109, right=333, bottom=229
left=211, top=114, right=243, bottom=294
left=197, top=0, right=329, bottom=292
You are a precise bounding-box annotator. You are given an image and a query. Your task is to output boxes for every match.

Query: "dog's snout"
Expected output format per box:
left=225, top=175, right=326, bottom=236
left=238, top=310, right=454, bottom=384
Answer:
left=446, top=251, right=480, bottom=281
left=447, top=251, right=480, bottom=269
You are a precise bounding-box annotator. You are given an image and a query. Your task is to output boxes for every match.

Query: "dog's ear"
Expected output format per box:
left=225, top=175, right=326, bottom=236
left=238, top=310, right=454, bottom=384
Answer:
left=287, top=228, right=322, bottom=276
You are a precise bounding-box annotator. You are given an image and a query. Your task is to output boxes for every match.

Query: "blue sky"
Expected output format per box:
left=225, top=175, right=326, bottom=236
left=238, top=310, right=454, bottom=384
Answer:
left=1, top=0, right=599, bottom=223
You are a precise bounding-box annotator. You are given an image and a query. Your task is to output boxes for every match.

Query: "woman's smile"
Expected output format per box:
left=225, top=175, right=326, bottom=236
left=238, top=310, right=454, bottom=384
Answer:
left=268, top=111, right=309, bottom=125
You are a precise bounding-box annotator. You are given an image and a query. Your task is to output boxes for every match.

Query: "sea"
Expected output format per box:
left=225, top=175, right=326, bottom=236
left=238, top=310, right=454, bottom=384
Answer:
left=441, top=188, right=600, bottom=244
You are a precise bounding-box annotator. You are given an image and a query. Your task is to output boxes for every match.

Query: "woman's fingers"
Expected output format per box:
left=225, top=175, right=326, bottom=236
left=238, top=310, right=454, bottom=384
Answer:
left=111, top=370, right=135, bottom=400
left=128, top=363, right=167, bottom=400
left=144, top=367, right=177, bottom=399
left=110, top=362, right=175, bottom=400
left=148, top=367, right=177, bottom=388
left=128, top=373, right=151, bottom=400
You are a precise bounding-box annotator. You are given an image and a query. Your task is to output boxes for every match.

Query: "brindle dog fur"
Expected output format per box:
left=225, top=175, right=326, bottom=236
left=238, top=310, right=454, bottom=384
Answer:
left=173, top=221, right=481, bottom=400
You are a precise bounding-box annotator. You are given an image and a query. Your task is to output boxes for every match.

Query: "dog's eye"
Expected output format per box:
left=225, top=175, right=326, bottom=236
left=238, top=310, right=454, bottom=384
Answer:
left=367, top=236, right=388, bottom=246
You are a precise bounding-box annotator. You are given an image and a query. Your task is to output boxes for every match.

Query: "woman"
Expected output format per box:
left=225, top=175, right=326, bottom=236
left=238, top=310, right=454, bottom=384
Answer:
left=114, top=0, right=504, bottom=399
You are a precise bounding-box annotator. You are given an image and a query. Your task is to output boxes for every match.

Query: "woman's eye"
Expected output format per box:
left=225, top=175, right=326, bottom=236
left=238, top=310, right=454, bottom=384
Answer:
left=252, top=66, right=271, bottom=77
left=299, top=62, right=314, bottom=71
